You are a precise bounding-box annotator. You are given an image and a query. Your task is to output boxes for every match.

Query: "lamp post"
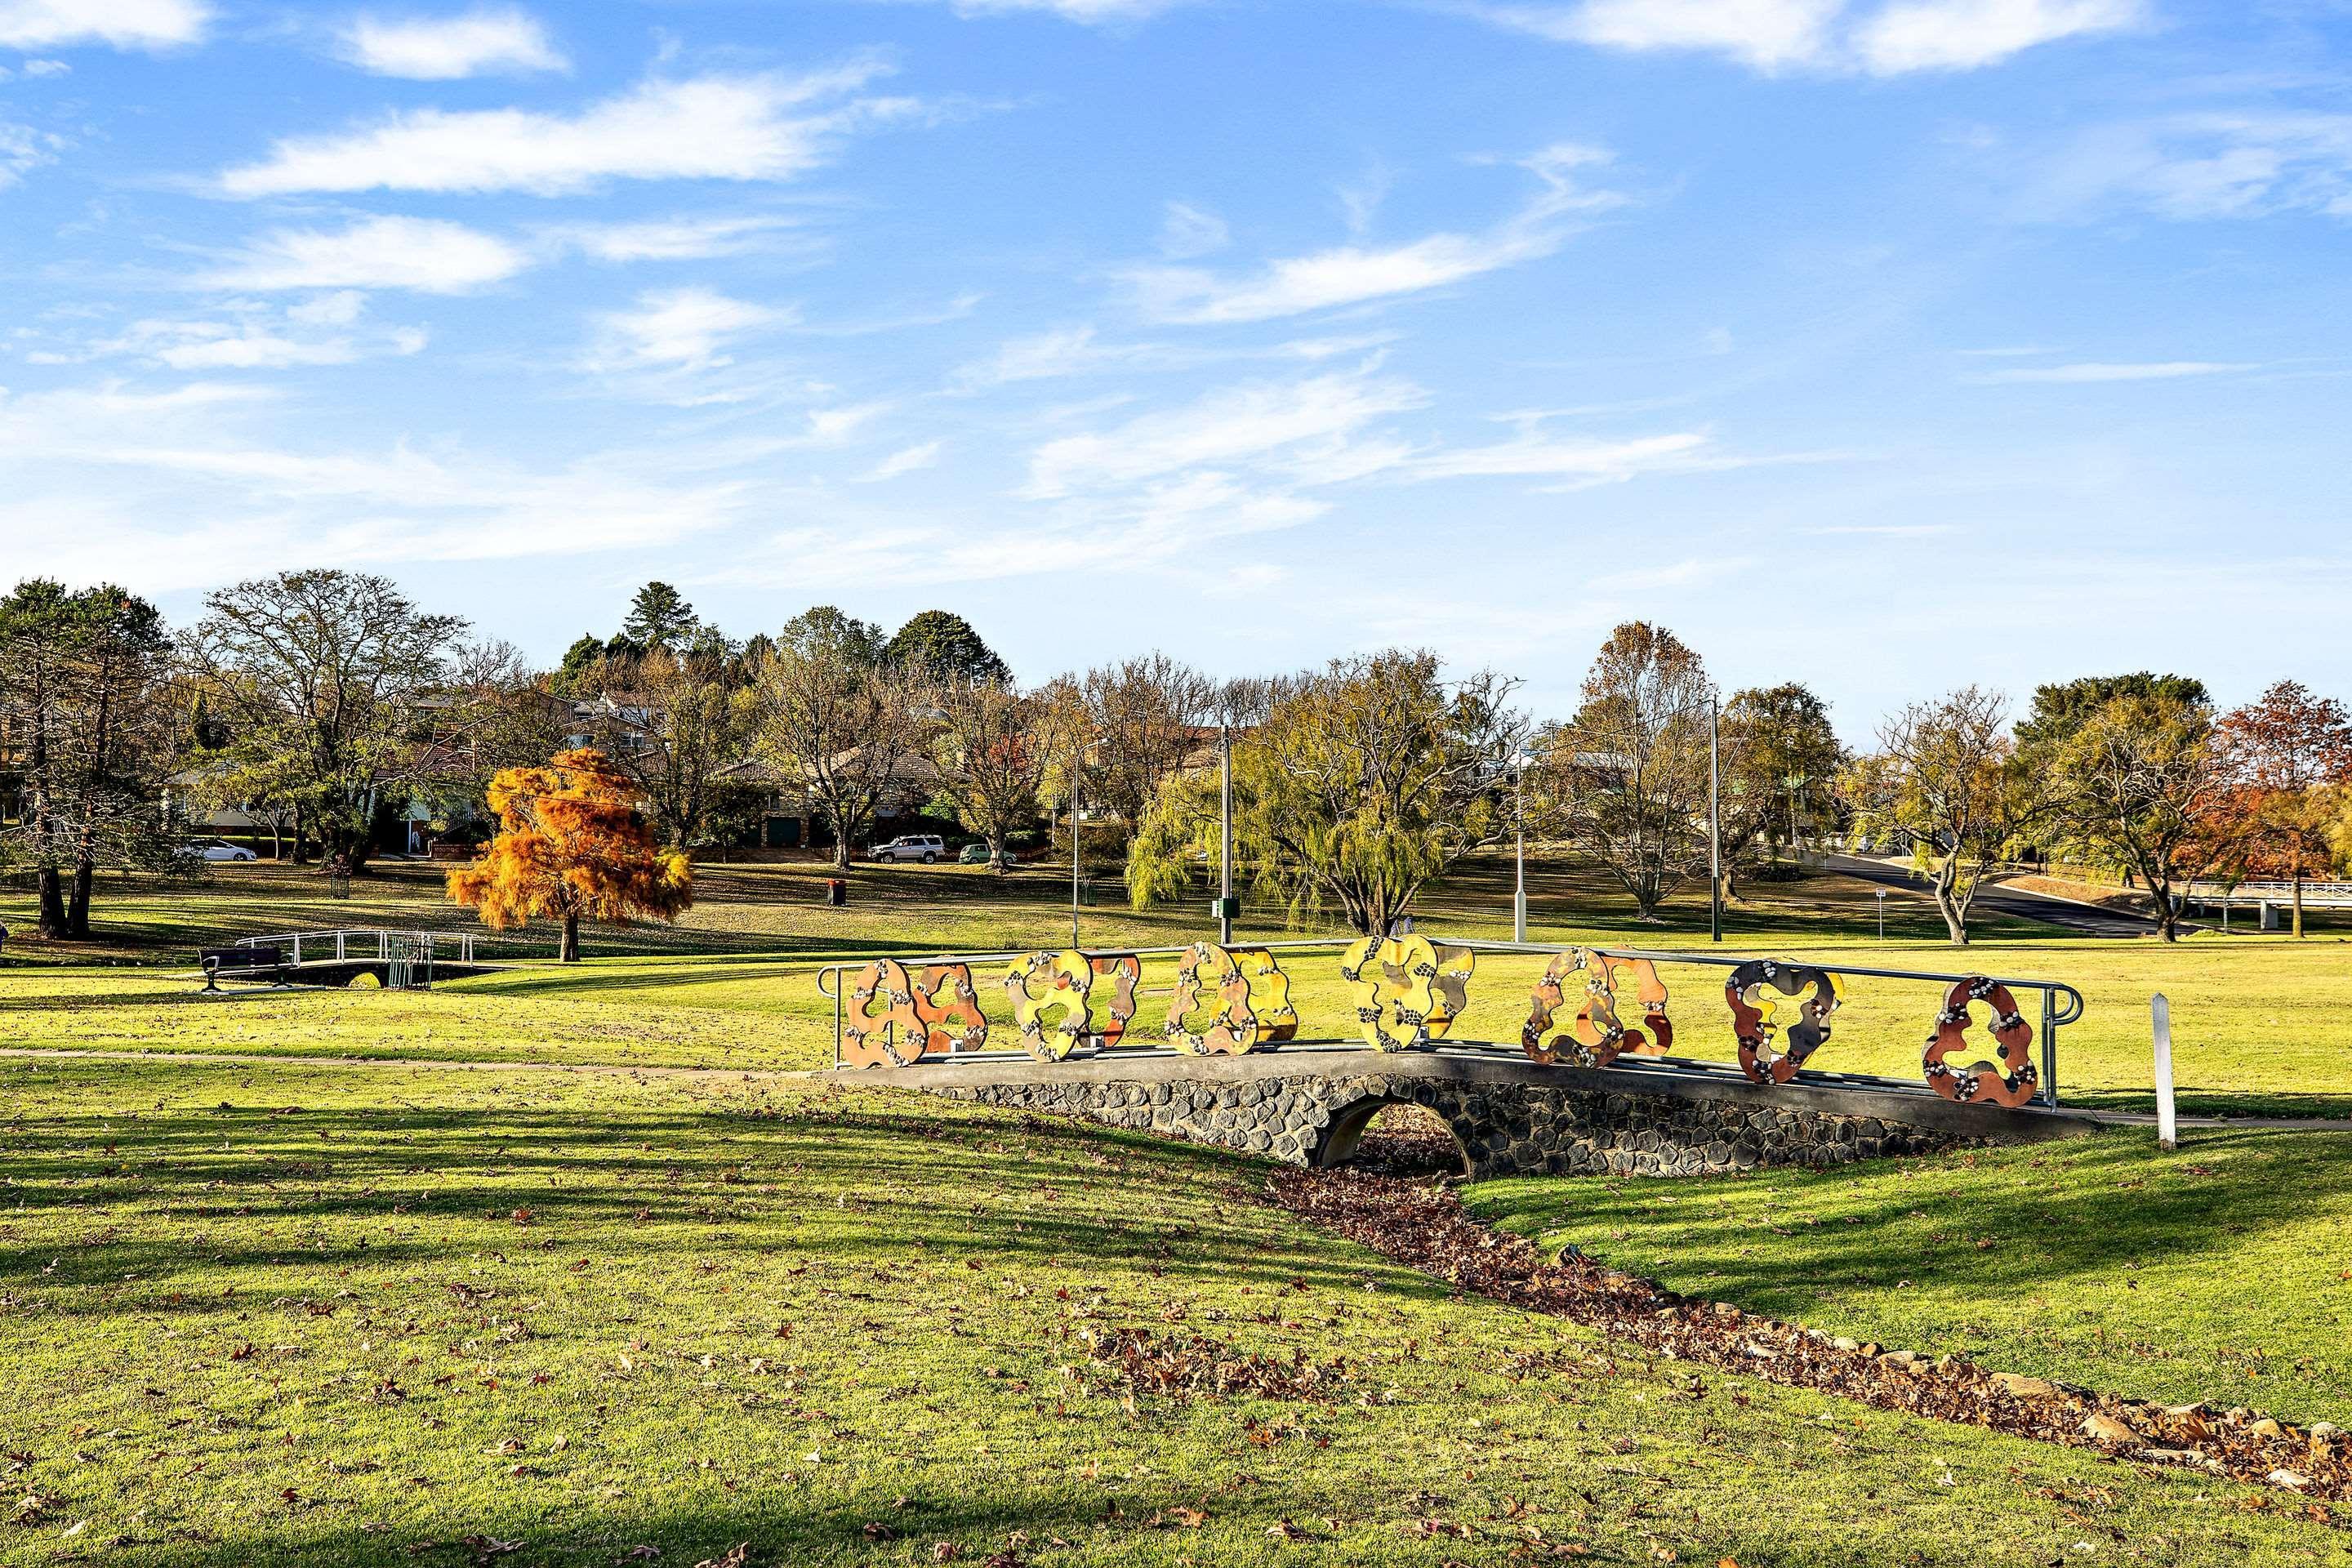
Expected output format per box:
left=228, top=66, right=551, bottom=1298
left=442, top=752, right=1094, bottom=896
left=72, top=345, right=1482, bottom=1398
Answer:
left=1069, top=737, right=1082, bottom=949
left=1708, top=696, right=1722, bottom=944
left=1874, top=887, right=1887, bottom=940
left=1512, top=747, right=1527, bottom=942
left=1217, top=724, right=1234, bottom=945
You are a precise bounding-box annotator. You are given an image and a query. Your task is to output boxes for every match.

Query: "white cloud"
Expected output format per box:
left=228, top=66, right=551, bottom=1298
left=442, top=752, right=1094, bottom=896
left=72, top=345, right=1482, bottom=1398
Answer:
left=942, top=0, right=1183, bottom=20
left=29, top=295, right=427, bottom=370
left=1130, top=145, right=1622, bottom=324
left=2038, top=114, right=2352, bottom=222
left=1854, top=0, right=2140, bottom=73
left=1480, top=0, right=2136, bottom=74
left=584, top=287, right=790, bottom=375
left=204, top=215, right=530, bottom=293
left=1022, top=369, right=1427, bottom=498
left=1157, top=201, right=1228, bottom=259
left=1410, top=428, right=1715, bottom=483
left=0, top=0, right=208, bottom=50
left=338, top=7, right=566, bottom=79
left=861, top=440, right=942, bottom=481
left=216, top=64, right=915, bottom=198
left=1966, top=360, right=2255, bottom=384
left=0, top=121, right=60, bottom=186
left=1484, top=0, right=1838, bottom=71
left=550, top=213, right=802, bottom=262
left=952, top=325, right=1133, bottom=389
left=0, top=381, right=753, bottom=588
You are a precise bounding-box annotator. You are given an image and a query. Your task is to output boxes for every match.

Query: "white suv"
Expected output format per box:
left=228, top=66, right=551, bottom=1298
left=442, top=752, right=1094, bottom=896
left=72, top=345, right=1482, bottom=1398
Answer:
left=870, top=834, right=946, bottom=864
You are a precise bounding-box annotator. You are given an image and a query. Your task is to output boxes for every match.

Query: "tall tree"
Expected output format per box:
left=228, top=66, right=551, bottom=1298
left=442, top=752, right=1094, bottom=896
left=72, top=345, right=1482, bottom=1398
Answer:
left=1539, top=623, right=1713, bottom=920
left=1722, top=683, right=1843, bottom=864
left=2046, top=691, right=2225, bottom=942
left=621, top=581, right=699, bottom=654
left=927, top=676, right=1051, bottom=872
left=1084, top=653, right=1217, bottom=829
left=574, top=644, right=760, bottom=850
left=185, top=570, right=467, bottom=868
left=884, top=610, right=1011, bottom=685
left=0, top=581, right=178, bottom=938
left=2214, top=681, right=2352, bottom=937
left=751, top=636, right=926, bottom=870
left=447, top=749, right=693, bottom=962
left=2016, top=672, right=2211, bottom=757
left=1127, top=651, right=1521, bottom=936
left=1842, top=685, right=2033, bottom=945
left=780, top=606, right=887, bottom=667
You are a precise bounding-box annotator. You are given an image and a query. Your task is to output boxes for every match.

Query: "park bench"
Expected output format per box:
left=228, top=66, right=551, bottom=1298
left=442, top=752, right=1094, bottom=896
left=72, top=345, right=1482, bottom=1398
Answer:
left=199, top=943, right=288, bottom=989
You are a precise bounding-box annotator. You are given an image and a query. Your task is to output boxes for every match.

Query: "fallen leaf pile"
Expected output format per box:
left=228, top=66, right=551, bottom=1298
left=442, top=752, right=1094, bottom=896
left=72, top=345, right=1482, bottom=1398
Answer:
left=1267, top=1165, right=2352, bottom=1509
left=1073, top=1325, right=1351, bottom=1403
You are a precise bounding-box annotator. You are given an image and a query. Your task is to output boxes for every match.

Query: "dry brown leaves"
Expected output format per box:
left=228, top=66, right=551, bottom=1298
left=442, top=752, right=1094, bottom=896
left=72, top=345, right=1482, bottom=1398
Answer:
left=1075, top=1326, right=1350, bottom=1404
left=1267, top=1166, right=2352, bottom=1509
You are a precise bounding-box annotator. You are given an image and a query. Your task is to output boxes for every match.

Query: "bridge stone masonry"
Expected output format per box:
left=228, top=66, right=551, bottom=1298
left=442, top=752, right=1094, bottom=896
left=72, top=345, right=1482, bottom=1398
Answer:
left=831, top=1046, right=2098, bottom=1179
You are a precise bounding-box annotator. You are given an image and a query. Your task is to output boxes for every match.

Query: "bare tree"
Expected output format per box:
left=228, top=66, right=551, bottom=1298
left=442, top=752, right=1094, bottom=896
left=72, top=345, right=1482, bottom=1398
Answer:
left=927, top=678, right=1052, bottom=872
left=185, top=570, right=467, bottom=868
left=1082, top=653, right=1215, bottom=829
left=1540, top=622, right=1713, bottom=920
left=1843, top=685, right=2033, bottom=945
left=751, top=637, right=926, bottom=870
left=576, top=644, right=760, bottom=851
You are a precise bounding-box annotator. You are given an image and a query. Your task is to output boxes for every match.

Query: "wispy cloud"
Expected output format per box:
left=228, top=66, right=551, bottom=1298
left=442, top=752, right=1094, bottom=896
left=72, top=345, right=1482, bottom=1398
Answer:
left=1020, top=368, right=1428, bottom=499
left=2035, top=113, right=2352, bottom=222
left=0, top=121, right=62, bottom=187
left=1477, top=0, right=2140, bottom=75
left=336, top=7, right=567, bottom=79
left=28, top=294, right=426, bottom=370
left=582, top=287, right=792, bottom=376
left=203, top=215, right=531, bottom=292
left=0, top=0, right=209, bottom=51
left=214, top=63, right=919, bottom=198
left=938, top=0, right=1187, bottom=20
left=545, top=213, right=807, bottom=262
left=1966, top=360, right=2255, bottom=384
left=860, top=440, right=942, bottom=481
left=1156, top=201, right=1228, bottom=259
left=1128, top=144, right=1624, bottom=324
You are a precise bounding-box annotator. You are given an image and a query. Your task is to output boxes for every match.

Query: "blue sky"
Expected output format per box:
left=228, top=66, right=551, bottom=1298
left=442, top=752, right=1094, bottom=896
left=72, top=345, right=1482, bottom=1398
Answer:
left=2, top=0, right=2348, bottom=733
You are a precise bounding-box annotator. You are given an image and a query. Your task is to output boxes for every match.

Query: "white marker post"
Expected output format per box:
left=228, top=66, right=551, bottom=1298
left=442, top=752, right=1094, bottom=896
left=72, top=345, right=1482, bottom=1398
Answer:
left=2151, top=992, right=2177, bottom=1152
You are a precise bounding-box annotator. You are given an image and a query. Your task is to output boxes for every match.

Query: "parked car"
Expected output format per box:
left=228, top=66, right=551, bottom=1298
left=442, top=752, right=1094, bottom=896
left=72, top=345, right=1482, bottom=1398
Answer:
left=957, top=842, right=1020, bottom=866
left=871, top=834, right=946, bottom=864
left=176, top=839, right=259, bottom=862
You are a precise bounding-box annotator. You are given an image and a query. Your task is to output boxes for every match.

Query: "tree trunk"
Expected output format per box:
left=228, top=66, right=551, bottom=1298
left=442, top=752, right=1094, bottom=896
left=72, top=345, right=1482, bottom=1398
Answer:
left=833, top=834, right=854, bottom=872
left=36, top=867, right=68, bottom=939
left=1933, top=863, right=1968, bottom=945
left=67, top=853, right=93, bottom=938
left=559, top=911, right=580, bottom=963
left=292, top=803, right=309, bottom=864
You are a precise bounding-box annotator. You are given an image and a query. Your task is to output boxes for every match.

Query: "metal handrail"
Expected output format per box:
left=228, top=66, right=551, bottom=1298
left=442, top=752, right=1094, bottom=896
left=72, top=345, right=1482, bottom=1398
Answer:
left=234, top=927, right=478, bottom=964
left=815, top=933, right=2082, bottom=1108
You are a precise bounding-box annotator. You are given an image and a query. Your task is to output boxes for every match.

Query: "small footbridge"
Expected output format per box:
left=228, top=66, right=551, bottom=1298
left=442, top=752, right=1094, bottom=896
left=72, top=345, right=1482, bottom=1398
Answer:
left=817, top=938, right=2097, bottom=1178
left=198, top=929, right=495, bottom=991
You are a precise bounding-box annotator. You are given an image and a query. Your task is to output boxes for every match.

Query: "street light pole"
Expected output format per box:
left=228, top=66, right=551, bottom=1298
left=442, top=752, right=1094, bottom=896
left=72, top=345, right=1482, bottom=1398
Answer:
left=1708, top=696, right=1722, bottom=944
left=1218, top=724, right=1234, bottom=946
left=1512, top=749, right=1527, bottom=942
left=1070, top=737, right=1082, bottom=949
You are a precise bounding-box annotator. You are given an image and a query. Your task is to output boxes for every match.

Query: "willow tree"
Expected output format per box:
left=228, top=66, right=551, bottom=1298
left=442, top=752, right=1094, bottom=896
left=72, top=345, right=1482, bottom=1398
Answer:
left=447, top=748, right=693, bottom=961
left=1126, top=650, right=1520, bottom=936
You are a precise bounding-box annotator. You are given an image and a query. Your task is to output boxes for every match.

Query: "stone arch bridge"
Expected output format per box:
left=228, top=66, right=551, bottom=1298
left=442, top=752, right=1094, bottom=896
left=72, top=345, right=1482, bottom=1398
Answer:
left=830, top=1047, right=2095, bottom=1180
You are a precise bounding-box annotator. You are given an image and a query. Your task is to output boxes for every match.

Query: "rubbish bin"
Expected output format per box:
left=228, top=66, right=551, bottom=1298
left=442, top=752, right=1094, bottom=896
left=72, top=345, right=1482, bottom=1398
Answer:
left=826, top=878, right=847, bottom=907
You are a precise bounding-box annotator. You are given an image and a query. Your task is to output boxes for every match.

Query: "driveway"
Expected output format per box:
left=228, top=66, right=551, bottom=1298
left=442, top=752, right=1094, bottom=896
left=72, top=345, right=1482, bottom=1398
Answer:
left=1821, top=853, right=2182, bottom=939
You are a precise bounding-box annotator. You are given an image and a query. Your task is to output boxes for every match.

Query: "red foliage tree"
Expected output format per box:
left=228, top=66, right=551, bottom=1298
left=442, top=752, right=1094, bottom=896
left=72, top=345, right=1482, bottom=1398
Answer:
left=447, top=748, right=693, bottom=962
left=2212, top=681, right=2352, bottom=937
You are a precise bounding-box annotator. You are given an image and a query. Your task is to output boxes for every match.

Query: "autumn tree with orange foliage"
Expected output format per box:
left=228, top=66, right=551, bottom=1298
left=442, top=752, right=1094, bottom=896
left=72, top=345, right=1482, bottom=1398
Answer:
left=447, top=748, right=693, bottom=962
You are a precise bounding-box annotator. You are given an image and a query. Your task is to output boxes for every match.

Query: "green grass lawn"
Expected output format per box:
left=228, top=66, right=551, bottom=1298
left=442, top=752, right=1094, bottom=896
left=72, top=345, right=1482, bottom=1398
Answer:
left=3, top=1054, right=2344, bottom=1568
left=6, top=853, right=2351, bottom=1114
left=1469, top=1125, right=2352, bottom=1431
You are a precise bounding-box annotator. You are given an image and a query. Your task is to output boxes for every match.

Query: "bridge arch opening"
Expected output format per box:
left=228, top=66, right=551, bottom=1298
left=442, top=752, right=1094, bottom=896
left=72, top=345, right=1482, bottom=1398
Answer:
left=1313, top=1097, right=1472, bottom=1177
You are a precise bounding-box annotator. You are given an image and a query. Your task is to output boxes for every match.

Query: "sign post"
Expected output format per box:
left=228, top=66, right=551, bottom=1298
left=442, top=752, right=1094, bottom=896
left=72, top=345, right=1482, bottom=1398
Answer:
left=2151, top=992, right=2176, bottom=1151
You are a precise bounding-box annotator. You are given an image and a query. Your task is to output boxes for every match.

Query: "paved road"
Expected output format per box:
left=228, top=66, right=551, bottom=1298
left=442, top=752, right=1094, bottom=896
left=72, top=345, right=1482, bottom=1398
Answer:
left=1821, top=853, right=2185, bottom=939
